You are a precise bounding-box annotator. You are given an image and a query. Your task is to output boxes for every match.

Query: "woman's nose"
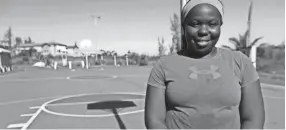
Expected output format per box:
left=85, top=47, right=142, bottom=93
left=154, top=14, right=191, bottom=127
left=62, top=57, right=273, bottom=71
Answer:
left=198, top=25, right=209, bottom=37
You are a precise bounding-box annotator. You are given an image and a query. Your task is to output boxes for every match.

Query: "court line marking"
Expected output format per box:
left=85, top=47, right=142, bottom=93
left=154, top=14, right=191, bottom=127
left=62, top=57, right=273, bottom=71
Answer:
left=29, top=106, right=41, bottom=109
left=45, top=109, right=145, bottom=118
left=6, top=104, right=45, bottom=130
left=45, top=98, right=145, bottom=107
left=7, top=123, right=25, bottom=129
left=0, top=95, right=63, bottom=106
left=6, top=92, right=146, bottom=130
left=117, top=75, right=149, bottom=78
left=65, top=74, right=148, bottom=81
left=28, top=92, right=146, bottom=108
left=21, top=104, right=45, bottom=130
left=66, top=76, right=116, bottom=81
left=42, top=92, right=146, bottom=118
left=20, top=113, right=35, bottom=117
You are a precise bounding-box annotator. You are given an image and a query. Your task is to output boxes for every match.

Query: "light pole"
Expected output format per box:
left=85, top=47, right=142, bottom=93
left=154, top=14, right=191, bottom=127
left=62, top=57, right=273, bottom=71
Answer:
left=181, top=0, right=188, bottom=9
left=90, top=14, right=101, bottom=64
left=248, top=0, right=256, bottom=68
left=181, top=0, right=188, bottom=50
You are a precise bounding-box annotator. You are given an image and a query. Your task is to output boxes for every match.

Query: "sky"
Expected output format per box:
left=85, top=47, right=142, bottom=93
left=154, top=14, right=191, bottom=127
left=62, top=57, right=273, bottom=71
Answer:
left=0, top=0, right=284, bottom=55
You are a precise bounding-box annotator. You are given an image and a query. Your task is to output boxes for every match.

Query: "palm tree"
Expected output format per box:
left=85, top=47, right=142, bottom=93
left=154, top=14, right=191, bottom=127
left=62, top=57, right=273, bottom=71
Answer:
left=100, top=49, right=107, bottom=56
left=222, top=30, right=263, bottom=57
left=222, top=0, right=263, bottom=58
left=111, top=50, right=117, bottom=56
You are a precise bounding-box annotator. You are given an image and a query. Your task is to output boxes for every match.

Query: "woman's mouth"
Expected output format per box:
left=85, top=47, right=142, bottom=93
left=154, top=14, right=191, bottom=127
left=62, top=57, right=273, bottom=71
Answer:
left=196, top=40, right=211, bottom=47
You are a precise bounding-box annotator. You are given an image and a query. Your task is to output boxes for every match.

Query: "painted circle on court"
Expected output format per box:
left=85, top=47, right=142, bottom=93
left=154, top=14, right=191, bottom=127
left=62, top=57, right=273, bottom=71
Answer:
left=42, top=93, right=145, bottom=117
left=68, top=75, right=115, bottom=80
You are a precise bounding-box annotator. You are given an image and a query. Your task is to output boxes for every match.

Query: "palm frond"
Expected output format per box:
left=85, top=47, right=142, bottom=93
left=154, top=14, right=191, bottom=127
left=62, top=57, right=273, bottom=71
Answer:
left=229, top=37, right=240, bottom=47
left=221, top=45, right=235, bottom=51
left=243, top=29, right=249, bottom=39
left=240, top=30, right=249, bottom=47
left=249, top=37, right=263, bottom=47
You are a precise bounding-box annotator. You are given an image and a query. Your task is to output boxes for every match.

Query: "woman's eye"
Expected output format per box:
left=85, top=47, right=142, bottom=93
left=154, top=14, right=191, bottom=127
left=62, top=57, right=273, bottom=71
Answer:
left=209, top=22, right=218, bottom=27
left=190, top=22, right=199, bottom=27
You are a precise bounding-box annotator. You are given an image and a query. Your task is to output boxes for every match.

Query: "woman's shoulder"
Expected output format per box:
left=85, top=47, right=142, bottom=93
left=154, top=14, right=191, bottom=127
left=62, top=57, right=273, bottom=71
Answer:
left=151, top=53, right=183, bottom=67
left=158, top=53, right=182, bottom=61
left=219, top=47, right=250, bottom=61
left=218, top=47, right=253, bottom=68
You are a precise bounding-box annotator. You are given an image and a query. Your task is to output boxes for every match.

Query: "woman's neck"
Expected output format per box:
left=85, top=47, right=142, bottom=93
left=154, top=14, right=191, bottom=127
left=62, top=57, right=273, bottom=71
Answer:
left=180, top=47, right=218, bottom=59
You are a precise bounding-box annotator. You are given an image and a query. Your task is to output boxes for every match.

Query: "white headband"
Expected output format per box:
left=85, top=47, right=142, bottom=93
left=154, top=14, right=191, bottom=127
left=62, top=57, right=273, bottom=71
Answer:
left=181, top=0, right=224, bottom=23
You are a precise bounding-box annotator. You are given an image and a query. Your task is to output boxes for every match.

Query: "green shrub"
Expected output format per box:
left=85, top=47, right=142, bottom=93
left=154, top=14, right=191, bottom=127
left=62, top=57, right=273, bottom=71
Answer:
left=94, top=60, right=101, bottom=65
left=104, top=59, right=114, bottom=65
left=128, top=59, right=137, bottom=65
left=139, top=56, right=148, bottom=66
left=117, top=60, right=123, bottom=66
left=11, top=57, right=24, bottom=65
left=139, top=59, right=148, bottom=66
left=22, top=56, right=29, bottom=62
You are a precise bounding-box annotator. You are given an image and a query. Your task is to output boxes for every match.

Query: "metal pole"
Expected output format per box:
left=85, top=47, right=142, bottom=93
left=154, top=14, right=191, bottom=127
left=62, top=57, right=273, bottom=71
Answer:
left=126, top=55, right=129, bottom=66
left=181, top=0, right=188, bottom=50
left=114, top=55, right=117, bottom=66
left=248, top=0, right=256, bottom=68
left=86, top=53, right=89, bottom=69
left=91, top=15, right=101, bottom=65
left=181, top=0, right=187, bottom=8
left=69, top=61, right=72, bottom=69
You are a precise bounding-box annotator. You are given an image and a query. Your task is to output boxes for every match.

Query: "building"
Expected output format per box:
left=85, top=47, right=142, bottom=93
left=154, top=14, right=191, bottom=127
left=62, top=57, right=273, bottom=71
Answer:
left=15, top=42, right=84, bottom=57
left=15, top=43, right=43, bottom=55
left=41, top=42, right=67, bottom=56
left=67, top=44, right=80, bottom=57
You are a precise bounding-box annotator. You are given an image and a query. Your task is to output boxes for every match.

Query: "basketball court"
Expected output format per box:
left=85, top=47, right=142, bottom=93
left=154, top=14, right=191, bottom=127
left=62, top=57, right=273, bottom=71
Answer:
left=0, top=66, right=284, bottom=129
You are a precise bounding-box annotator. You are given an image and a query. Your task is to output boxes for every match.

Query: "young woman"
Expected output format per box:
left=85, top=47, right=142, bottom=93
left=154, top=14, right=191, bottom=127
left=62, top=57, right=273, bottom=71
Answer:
left=144, top=0, right=265, bottom=129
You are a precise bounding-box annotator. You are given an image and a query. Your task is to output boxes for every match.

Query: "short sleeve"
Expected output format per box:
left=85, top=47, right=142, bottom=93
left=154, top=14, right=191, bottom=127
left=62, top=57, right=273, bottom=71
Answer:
left=147, top=60, right=166, bottom=89
left=239, top=52, right=260, bottom=87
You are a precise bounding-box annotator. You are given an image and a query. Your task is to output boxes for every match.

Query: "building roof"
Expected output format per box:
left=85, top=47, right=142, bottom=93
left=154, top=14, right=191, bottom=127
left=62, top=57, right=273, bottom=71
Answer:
left=17, top=43, right=42, bottom=48
left=67, top=45, right=79, bottom=49
left=42, top=42, right=67, bottom=47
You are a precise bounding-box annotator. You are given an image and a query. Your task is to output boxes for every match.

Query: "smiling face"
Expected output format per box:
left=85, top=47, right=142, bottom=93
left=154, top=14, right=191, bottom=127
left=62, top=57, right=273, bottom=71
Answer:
left=182, top=3, right=222, bottom=57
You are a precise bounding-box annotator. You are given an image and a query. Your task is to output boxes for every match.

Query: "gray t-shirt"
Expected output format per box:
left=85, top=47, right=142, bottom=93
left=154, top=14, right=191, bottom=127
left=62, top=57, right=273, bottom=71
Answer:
left=147, top=48, right=259, bottom=129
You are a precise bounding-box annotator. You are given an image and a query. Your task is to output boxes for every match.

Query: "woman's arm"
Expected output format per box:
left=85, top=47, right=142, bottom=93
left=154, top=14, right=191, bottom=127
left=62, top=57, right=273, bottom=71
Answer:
left=144, top=85, right=167, bottom=129
left=239, top=79, right=265, bottom=129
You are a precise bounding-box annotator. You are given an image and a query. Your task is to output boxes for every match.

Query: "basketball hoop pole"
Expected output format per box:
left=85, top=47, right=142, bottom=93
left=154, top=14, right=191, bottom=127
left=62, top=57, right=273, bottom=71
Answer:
left=79, top=39, right=92, bottom=69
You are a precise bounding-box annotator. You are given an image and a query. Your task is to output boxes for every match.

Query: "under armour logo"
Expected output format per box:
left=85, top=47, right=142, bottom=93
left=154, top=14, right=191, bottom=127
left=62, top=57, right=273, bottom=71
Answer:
left=189, top=65, right=221, bottom=79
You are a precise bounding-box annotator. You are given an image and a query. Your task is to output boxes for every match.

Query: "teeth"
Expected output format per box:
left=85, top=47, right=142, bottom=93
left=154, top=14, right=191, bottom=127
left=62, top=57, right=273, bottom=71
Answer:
left=197, top=41, right=209, bottom=46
